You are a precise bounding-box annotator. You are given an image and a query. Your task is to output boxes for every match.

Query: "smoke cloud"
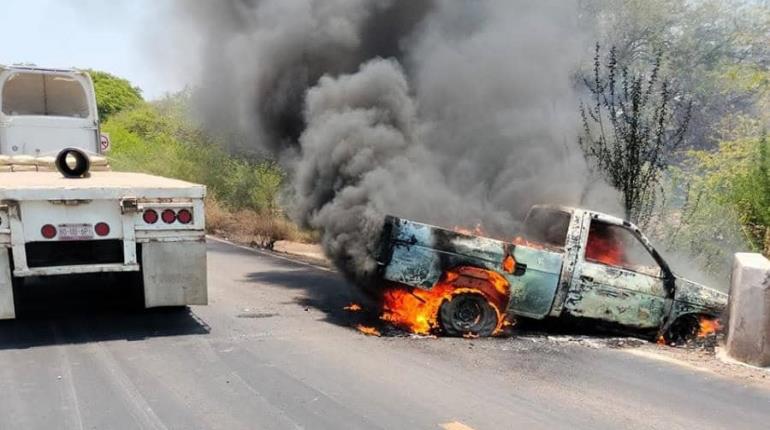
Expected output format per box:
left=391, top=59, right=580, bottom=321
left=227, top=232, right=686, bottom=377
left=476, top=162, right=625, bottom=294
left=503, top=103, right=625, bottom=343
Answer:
left=162, top=0, right=620, bottom=283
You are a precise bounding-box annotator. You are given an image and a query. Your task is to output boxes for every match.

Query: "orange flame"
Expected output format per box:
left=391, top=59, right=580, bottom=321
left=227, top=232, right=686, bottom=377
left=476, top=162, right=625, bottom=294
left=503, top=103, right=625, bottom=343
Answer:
left=697, top=317, right=720, bottom=338
left=356, top=325, right=381, bottom=336
left=344, top=303, right=362, bottom=312
left=381, top=282, right=456, bottom=335
left=380, top=268, right=509, bottom=336
left=511, top=236, right=552, bottom=251
left=502, top=255, right=515, bottom=273
left=585, top=225, right=626, bottom=267
left=453, top=223, right=486, bottom=237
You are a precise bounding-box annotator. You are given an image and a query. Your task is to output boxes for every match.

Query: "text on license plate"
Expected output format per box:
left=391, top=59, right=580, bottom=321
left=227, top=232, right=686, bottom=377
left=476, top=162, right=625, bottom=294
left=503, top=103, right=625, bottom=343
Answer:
left=58, top=224, right=94, bottom=240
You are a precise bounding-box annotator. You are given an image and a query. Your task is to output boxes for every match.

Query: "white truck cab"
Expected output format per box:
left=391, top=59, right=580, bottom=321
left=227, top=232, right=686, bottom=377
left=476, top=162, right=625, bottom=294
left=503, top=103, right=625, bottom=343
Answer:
left=0, top=66, right=207, bottom=319
left=0, top=66, right=100, bottom=156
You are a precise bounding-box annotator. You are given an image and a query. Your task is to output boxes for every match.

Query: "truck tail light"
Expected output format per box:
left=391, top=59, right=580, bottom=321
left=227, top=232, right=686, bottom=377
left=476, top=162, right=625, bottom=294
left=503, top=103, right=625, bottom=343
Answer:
left=41, top=224, right=57, bottom=239
left=143, top=209, right=159, bottom=224
left=95, top=222, right=110, bottom=236
left=176, top=209, right=192, bottom=224
left=161, top=209, right=176, bottom=224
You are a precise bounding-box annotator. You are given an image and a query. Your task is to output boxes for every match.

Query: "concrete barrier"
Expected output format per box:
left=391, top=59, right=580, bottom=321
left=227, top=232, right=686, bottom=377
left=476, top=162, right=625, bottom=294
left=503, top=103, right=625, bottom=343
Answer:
left=726, top=253, right=770, bottom=367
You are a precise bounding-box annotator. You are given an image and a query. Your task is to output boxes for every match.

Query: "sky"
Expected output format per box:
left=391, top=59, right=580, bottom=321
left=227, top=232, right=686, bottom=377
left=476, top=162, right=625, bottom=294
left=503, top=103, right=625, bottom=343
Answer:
left=0, top=0, right=186, bottom=100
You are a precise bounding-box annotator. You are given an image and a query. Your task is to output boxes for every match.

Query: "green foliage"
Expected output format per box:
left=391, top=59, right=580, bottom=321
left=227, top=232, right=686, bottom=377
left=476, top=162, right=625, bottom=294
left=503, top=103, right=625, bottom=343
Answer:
left=657, top=121, right=768, bottom=279
left=88, top=70, right=144, bottom=121
left=580, top=0, right=770, bottom=149
left=103, top=93, right=285, bottom=213
left=724, top=132, right=770, bottom=251
left=654, top=167, right=747, bottom=282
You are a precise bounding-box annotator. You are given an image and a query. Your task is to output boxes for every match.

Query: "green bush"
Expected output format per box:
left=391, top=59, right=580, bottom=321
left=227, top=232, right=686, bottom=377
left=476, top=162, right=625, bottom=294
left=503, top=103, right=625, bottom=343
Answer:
left=654, top=120, right=768, bottom=280
left=88, top=70, right=144, bottom=121
left=103, top=94, right=285, bottom=214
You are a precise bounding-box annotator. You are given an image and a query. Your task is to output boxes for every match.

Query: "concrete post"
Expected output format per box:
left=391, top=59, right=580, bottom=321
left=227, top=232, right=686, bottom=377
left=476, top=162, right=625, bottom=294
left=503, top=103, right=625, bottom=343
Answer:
left=726, top=253, right=770, bottom=367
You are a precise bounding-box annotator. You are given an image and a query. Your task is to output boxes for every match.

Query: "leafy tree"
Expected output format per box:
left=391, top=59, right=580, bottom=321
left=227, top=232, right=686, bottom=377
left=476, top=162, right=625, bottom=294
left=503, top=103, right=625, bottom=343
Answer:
left=580, top=0, right=770, bottom=149
left=579, top=44, right=692, bottom=224
left=87, top=70, right=143, bottom=121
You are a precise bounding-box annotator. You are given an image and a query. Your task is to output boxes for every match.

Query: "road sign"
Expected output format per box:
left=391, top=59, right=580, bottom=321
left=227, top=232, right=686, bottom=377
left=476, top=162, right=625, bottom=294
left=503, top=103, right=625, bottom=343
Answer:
left=100, top=133, right=111, bottom=152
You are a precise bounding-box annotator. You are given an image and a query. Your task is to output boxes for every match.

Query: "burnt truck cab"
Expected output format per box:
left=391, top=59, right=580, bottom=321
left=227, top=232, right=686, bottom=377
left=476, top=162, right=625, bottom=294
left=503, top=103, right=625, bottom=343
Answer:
left=377, top=205, right=727, bottom=339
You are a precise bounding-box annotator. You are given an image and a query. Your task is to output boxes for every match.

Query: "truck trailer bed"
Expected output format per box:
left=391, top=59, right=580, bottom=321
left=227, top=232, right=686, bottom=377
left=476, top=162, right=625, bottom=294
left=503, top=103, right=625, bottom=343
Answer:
left=0, top=171, right=205, bottom=200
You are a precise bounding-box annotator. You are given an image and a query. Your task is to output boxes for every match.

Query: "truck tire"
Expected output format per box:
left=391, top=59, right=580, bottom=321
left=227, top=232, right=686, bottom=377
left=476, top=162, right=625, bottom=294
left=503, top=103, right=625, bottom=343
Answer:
left=439, top=292, right=498, bottom=337
left=665, top=314, right=700, bottom=344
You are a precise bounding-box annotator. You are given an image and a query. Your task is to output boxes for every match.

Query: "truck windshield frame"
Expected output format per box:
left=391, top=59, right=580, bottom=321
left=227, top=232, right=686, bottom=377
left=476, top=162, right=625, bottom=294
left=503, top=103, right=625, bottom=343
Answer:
left=1, top=72, right=90, bottom=118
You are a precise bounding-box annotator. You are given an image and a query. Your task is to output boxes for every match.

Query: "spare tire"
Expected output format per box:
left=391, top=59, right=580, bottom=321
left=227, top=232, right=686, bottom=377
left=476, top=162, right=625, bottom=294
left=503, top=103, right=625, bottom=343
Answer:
left=55, top=148, right=91, bottom=178
left=439, top=292, right=499, bottom=337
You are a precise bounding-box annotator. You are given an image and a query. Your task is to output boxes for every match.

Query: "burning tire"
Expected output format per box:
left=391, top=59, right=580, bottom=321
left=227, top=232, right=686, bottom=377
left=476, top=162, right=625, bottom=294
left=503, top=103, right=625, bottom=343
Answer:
left=665, top=314, right=700, bottom=344
left=664, top=313, right=721, bottom=345
left=439, top=292, right=498, bottom=337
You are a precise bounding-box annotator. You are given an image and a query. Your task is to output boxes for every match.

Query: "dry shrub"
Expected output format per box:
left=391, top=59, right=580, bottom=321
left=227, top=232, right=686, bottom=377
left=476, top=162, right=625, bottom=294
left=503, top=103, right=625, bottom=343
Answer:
left=204, top=195, right=318, bottom=248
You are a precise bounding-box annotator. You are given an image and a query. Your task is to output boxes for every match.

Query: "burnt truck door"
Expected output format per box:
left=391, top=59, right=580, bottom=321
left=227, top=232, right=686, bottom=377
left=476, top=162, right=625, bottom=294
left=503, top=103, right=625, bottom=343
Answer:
left=563, top=216, right=669, bottom=329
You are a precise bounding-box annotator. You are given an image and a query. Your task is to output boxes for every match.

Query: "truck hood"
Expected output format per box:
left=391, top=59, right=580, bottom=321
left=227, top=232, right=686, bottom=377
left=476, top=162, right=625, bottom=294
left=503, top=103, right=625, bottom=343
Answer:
left=673, top=277, right=728, bottom=315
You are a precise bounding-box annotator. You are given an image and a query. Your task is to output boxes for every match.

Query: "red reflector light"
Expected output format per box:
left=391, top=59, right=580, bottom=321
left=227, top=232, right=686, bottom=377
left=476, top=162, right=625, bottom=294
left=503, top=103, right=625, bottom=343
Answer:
left=161, top=209, right=176, bottom=224
left=143, top=209, right=158, bottom=224
left=95, top=222, right=110, bottom=236
left=41, top=224, right=57, bottom=239
left=177, top=209, right=192, bottom=224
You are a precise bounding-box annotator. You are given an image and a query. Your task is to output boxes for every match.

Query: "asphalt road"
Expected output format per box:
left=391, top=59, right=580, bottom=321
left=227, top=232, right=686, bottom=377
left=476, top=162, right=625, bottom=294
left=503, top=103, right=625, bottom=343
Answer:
left=1, top=239, right=769, bottom=430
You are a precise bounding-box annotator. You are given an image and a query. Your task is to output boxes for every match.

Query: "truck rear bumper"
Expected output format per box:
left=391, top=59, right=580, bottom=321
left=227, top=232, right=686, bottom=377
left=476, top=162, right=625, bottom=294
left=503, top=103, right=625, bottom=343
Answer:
left=13, top=263, right=140, bottom=277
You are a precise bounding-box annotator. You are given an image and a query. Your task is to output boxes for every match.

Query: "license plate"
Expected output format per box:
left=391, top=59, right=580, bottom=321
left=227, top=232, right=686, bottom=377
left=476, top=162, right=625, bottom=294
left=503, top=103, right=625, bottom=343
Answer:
left=58, top=223, right=94, bottom=241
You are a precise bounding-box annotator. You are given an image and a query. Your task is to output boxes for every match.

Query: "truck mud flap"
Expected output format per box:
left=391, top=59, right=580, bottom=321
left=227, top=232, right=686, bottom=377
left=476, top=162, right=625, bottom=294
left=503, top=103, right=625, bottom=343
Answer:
left=142, top=240, right=207, bottom=307
left=0, top=248, right=15, bottom=319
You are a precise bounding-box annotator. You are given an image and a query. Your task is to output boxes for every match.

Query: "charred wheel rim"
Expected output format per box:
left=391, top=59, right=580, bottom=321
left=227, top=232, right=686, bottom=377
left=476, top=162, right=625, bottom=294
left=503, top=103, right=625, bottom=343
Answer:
left=440, top=292, right=498, bottom=337
left=454, top=297, right=483, bottom=329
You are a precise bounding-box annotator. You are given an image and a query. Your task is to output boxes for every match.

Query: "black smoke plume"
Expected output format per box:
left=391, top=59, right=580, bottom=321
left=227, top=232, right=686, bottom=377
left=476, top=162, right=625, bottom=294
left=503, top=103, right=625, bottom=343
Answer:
left=162, top=0, right=620, bottom=283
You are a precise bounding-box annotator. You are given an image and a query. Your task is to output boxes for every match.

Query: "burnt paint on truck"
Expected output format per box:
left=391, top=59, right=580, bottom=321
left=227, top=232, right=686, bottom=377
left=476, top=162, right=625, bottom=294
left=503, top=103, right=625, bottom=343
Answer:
left=382, top=216, right=563, bottom=318
left=378, top=208, right=728, bottom=336
left=507, top=246, right=562, bottom=318
left=563, top=265, right=668, bottom=329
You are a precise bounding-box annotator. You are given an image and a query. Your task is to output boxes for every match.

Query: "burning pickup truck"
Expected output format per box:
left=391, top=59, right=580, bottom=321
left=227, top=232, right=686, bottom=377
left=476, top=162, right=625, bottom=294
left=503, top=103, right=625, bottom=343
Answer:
left=374, top=206, right=727, bottom=341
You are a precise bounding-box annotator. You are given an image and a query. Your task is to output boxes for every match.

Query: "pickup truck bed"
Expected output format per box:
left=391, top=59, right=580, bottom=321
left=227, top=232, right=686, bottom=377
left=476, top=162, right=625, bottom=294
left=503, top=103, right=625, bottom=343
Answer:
left=0, top=172, right=205, bottom=200
left=379, top=216, right=564, bottom=319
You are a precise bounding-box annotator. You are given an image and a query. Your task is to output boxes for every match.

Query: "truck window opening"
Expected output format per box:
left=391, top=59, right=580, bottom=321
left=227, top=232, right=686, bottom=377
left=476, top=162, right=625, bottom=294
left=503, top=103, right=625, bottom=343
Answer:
left=523, top=208, right=571, bottom=249
left=2, top=72, right=89, bottom=118
left=585, top=221, right=658, bottom=274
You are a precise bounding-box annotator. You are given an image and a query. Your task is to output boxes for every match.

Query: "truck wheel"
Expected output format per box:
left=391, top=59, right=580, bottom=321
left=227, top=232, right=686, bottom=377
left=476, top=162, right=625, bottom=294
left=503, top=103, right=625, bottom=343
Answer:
left=439, top=293, right=498, bottom=337
left=665, top=314, right=700, bottom=344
